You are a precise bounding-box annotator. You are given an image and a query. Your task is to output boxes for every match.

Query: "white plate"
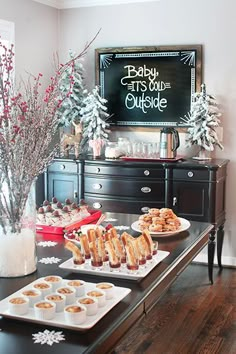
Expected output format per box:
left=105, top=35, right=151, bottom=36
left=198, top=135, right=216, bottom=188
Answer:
left=131, top=217, right=191, bottom=237
left=59, top=250, right=170, bottom=280
left=0, top=277, right=131, bottom=331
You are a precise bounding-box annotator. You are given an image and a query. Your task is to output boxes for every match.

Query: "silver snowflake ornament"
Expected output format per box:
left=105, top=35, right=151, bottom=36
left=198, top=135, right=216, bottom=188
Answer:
left=37, top=241, right=58, bottom=247
left=32, top=329, right=65, bottom=346
left=38, top=257, right=61, bottom=264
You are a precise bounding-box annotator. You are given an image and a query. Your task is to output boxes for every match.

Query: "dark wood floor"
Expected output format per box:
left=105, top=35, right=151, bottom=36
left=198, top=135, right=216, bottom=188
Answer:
left=113, top=264, right=236, bottom=354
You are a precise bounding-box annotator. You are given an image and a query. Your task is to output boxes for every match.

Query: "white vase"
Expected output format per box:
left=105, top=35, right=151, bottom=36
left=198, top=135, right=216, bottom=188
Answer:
left=0, top=185, right=37, bottom=277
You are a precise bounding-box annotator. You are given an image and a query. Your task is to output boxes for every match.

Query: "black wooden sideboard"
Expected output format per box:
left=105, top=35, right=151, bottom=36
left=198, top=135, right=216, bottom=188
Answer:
left=40, top=156, right=229, bottom=282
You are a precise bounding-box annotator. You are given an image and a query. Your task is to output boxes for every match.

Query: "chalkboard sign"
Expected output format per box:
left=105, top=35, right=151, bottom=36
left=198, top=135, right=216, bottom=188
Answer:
left=95, top=45, right=202, bottom=128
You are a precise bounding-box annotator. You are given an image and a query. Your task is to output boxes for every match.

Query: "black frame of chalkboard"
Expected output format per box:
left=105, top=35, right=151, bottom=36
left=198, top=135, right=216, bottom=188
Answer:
left=95, top=45, right=202, bottom=129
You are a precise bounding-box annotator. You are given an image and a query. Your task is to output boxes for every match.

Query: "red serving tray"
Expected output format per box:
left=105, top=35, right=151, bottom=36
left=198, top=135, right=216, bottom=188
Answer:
left=36, top=210, right=102, bottom=236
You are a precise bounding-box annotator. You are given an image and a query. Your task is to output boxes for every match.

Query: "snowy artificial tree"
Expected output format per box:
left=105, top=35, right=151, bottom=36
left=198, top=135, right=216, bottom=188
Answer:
left=80, top=86, right=110, bottom=157
left=185, top=83, right=223, bottom=159
left=57, top=50, right=87, bottom=128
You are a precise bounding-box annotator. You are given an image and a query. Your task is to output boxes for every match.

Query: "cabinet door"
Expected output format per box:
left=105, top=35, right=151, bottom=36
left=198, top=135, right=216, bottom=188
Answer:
left=172, top=181, right=209, bottom=221
left=47, top=173, right=78, bottom=203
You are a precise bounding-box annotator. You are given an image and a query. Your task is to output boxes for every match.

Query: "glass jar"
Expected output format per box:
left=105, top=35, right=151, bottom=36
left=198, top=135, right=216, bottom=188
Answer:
left=105, top=142, right=123, bottom=159
left=117, top=137, right=130, bottom=156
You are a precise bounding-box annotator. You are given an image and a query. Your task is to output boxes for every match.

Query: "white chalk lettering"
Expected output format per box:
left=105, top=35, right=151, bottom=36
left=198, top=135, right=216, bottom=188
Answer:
left=121, top=65, right=159, bottom=85
left=125, top=92, right=167, bottom=114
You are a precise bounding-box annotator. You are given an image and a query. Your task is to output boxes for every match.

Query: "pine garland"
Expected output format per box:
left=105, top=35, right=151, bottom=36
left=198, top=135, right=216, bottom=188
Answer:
left=186, top=84, right=223, bottom=151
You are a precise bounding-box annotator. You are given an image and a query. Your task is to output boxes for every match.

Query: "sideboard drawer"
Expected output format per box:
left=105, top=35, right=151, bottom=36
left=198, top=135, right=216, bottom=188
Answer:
left=84, top=164, right=165, bottom=179
left=48, top=161, right=78, bottom=174
left=84, top=195, right=164, bottom=214
left=84, top=177, right=165, bottom=200
left=173, top=169, right=209, bottom=181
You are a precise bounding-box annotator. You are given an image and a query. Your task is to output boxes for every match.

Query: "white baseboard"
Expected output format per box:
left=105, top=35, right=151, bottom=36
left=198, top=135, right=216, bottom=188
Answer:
left=193, top=253, right=236, bottom=268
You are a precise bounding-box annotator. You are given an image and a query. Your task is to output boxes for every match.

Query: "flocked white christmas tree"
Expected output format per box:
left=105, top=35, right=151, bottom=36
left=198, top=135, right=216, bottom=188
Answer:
left=80, top=86, right=110, bottom=151
left=185, top=83, right=223, bottom=152
left=57, top=50, right=87, bottom=127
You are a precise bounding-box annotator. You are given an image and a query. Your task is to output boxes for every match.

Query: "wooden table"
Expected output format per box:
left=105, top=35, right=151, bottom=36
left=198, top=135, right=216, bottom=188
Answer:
left=0, top=212, right=213, bottom=354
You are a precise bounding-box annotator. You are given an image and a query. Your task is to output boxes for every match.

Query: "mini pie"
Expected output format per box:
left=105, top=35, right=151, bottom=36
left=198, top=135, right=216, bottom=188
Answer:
left=79, top=297, right=95, bottom=305
left=9, top=297, right=27, bottom=304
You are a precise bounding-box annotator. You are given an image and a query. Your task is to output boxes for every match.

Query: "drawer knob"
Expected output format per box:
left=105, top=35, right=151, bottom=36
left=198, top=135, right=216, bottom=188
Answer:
left=173, top=197, right=177, bottom=206
left=141, top=206, right=150, bottom=213
left=60, top=164, right=66, bottom=170
left=96, top=168, right=101, bottom=173
left=144, top=170, right=150, bottom=176
left=188, top=171, right=194, bottom=178
left=141, top=186, right=151, bottom=193
left=92, top=183, right=102, bottom=190
left=93, top=202, right=102, bottom=209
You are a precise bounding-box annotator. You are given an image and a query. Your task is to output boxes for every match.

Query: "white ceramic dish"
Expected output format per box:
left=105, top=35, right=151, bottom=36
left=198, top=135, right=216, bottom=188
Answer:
left=131, top=217, right=191, bottom=237
left=0, top=277, right=131, bottom=331
left=59, top=250, right=170, bottom=280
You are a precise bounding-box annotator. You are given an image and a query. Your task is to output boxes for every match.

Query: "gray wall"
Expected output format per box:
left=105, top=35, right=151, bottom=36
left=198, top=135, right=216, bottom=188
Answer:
left=0, top=0, right=58, bottom=84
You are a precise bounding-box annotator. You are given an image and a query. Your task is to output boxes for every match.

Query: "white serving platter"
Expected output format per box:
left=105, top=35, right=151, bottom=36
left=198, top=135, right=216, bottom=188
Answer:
left=131, top=217, right=191, bottom=237
left=59, top=250, right=170, bottom=280
left=0, top=277, right=131, bottom=331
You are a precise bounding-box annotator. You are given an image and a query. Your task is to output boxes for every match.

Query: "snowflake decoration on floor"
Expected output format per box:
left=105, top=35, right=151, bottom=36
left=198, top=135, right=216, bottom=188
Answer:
left=115, top=225, right=130, bottom=231
left=38, top=257, right=61, bottom=264
left=104, top=218, right=117, bottom=222
left=37, top=241, right=58, bottom=247
left=32, top=329, right=65, bottom=346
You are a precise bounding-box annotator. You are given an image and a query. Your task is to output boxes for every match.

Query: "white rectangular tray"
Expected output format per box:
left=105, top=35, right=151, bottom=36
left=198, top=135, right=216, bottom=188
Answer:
left=0, top=277, right=131, bottom=331
left=59, top=250, right=170, bottom=280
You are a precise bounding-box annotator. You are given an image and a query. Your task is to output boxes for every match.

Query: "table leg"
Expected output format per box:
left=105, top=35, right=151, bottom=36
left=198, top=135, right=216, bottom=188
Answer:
left=208, top=230, right=216, bottom=284
left=217, top=224, right=224, bottom=269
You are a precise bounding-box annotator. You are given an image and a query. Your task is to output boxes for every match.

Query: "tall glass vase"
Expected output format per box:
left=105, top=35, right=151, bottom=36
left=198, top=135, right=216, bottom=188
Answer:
left=0, top=184, right=37, bottom=277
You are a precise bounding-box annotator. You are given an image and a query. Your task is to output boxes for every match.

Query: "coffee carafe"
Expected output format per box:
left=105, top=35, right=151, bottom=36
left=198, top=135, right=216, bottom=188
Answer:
left=159, top=127, right=180, bottom=159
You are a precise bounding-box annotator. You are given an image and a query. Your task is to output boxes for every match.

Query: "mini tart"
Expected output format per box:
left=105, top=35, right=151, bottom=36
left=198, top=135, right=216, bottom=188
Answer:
left=33, top=282, right=52, bottom=296
left=56, top=286, right=76, bottom=305
left=77, top=296, right=98, bottom=316
left=66, top=280, right=85, bottom=297
left=86, top=289, right=106, bottom=307
left=21, top=289, right=42, bottom=307
left=8, top=296, right=29, bottom=315
left=64, top=303, right=87, bottom=324
left=96, top=282, right=115, bottom=300
left=45, top=293, right=66, bottom=312
left=44, top=275, right=63, bottom=291
left=34, top=300, right=56, bottom=320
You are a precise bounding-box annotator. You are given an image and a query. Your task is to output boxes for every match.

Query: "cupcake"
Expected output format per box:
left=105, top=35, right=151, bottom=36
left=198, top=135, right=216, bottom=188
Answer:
left=21, top=289, right=42, bottom=307
left=45, top=293, right=66, bottom=312
left=56, top=286, right=76, bottom=305
left=8, top=296, right=29, bottom=315
left=64, top=304, right=87, bottom=324
left=34, top=300, right=56, bottom=320
left=77, top=296, right=98, bottom=316
left=96, top=282, right=115, bottom=300
left=33, top=282, right=52, bottom=296
left=66, top=280, right=85, bottom=297
left=86, top=289, right=106, bottom=307
left=44, top=275, right=63, bottom=291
